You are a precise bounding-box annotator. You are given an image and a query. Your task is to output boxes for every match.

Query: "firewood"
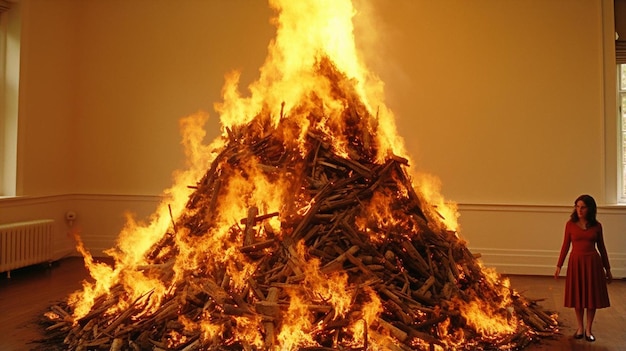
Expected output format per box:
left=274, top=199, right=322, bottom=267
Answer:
left=320, top=245, right=359, bottom=274
left=243, top=206, right=259, bottom=246
left=400, top=241, right=430, bottom=276
left=180, top=338, right=200, bottom=351
left=376, top=319, right=408, bottom=342
left=385, top=300, right=412, bottom=325
left=240, top=239, right=275, bottom=254
left=110, top=338, right=124, bottom=351
left=50, top=304, right=71, bottom=321
left=333, top=156, right=373, bottom=178
left=533, top=306, right=558, bottom=326
left=239, top=211, right=280, bottom=225
left=39, top=57, right=558, bottom=351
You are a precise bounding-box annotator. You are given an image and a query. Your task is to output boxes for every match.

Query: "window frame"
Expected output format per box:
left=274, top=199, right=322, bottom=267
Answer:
left=0, top=4, right=19, bottom=197
left=616, top=64, right=626, bottom=204
left=0, top=9, right=8, bottom=196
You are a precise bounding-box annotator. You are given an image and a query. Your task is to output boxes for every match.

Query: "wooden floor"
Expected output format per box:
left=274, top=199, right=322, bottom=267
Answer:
left=0, top=258, right=625, bottom=351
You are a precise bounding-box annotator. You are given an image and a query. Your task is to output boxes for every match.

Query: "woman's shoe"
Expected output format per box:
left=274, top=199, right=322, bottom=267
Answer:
left=585, top=333, right=595, bottom=342
left=574, top=332, right=584, bottom=339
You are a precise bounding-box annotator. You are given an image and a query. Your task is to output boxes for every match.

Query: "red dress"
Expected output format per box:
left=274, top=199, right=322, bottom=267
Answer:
left=557, top=220, right=610, bottom=309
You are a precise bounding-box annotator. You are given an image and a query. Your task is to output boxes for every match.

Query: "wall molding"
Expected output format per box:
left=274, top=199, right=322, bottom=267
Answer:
left=459, top=202, right=626, bottom=214
left=458, top=203, right=626, bottom=278
left=0, top=193, right=163, bottom=209
left=2, top=196, right=625, bottom=278
left=0, top=193, right=162, bottom=261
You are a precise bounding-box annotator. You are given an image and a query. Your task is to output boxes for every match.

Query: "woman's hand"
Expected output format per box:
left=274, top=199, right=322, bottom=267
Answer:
left=554, top=267, right=561, bottom=279
left=606, top=270, right=613, bottom=284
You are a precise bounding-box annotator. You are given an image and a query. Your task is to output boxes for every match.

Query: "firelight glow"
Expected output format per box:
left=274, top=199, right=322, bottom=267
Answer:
left=49, top=1, right=558, bottom=350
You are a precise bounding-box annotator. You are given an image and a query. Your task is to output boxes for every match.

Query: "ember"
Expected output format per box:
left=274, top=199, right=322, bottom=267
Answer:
left=40, top=1, right=558, bottom=350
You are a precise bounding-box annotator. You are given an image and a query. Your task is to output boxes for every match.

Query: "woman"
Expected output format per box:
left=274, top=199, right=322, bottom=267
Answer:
left=554, top=194, right=612, bottom=342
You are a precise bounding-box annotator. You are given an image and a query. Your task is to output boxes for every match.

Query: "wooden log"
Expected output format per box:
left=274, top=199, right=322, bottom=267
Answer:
left=202, top=279, right=231, bottom=305
left=98, top=292, right=148, bottom=337
left=82, top=337, right=112, bottom=347
left=110, top=338, right=123, bottom=351
left=406, top=328, right=446, bottom=347
left=180, top=338, right=200, bottom=351
left=416, top=275, right=435, bottom=297
left=385, top=300, right=412, bottom=325
left=392, top=163, right=427, bottom=221
left=448, top=246, right=461, bottom=278
left=45, top=321, right=69, bottom=332
left=379, top=285, right=406, bottom=308
left=532, top=306, right=558, bottom=326
left=267, top=262, right=293, bottom=283
left=239, top=211, right=280, bottom=225
left=223, top=304, right=252, bottom=316
left=519, top=307, right=548, bottom=331
left=240, top=239, right=275, bottom=254
left=77, top=318, right=98, bottom=339
left=413, top=314, right=448, bottom=330
left=389, top=154, right=409, bottom=165
left=320, top=245, right=360, bottom=274
left=345, top=252, right=376, bottom=278
left=363, top=158, right=395, bottom=193
left=206, top=178, right=222, bottom=223
left=244, top=206, right=259, bottom=246
left=332, top=155, right=373, bottom=178
left=401, top=241, right=430, bottom=276
left=376, top=319, right=408, bottom=342
left=290, top=184, right=332, bottom=241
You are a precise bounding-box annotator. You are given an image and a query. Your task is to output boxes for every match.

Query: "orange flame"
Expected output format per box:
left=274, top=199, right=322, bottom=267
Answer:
left=58, top=0, right=541, bottom=350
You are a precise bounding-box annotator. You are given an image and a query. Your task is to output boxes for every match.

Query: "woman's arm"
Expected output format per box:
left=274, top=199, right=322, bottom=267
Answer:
left=596, top=223, right=612, bottom=283
left=556, top=223, right=572, bottom=267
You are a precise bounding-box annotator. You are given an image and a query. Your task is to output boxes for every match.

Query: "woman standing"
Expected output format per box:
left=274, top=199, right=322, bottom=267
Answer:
left=554, top=194, right=612, bottom=342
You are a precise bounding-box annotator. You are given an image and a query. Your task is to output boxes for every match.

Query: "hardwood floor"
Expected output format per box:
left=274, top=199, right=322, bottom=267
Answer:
left=0, top=258, right=624, bottom=351
left=505, top=274, right=626, bottom=351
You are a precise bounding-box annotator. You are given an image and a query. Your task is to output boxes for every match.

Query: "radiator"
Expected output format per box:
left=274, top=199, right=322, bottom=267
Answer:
left=0, top=219, right=54, bottom=278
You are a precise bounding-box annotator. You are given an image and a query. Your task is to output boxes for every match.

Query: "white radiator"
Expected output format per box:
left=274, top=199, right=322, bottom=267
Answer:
left=0, top=219, right=54, bottom=278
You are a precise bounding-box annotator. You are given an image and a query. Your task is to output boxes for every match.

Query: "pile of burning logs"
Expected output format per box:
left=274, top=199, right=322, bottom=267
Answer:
left=39, top=59, right=558, bottom=350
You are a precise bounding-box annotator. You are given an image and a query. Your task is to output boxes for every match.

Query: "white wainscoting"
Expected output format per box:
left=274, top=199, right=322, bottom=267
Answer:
left=458, top=203, right=626, bottom=278
left=0, top=195, right=77, bottom=260
left=0, top=194, right=161, bottom=260
left=2, top=196, right=625, bottom=278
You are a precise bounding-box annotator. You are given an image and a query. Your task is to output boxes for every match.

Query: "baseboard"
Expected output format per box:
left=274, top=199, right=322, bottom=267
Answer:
left=52, top=248, right=78, bottom=261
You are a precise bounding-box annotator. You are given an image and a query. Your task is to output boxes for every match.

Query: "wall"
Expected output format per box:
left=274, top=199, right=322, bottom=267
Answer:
left=15, top=0, right=76, bottom=196
left=459, top=203, right=626, bottom=277
left=0, top=194, right=159, bottom=260
left=362, top=0, right=611, bottom=205
left=1, top=0, right=624, bottom=277
left=70, top=0, right=275, bottom=195
left=16, top=0, right=275, bottom=196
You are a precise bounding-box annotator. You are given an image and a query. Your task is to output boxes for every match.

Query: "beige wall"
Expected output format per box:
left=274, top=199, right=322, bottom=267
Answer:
left=1, top=0, right=624, bottom=276
left=17, top=0, right=274, bottom=195
left=364, top=0, right=611, bottom=205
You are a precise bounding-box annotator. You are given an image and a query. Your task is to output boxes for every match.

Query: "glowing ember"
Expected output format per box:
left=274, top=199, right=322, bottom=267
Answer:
left=41, top=1, right=558, bottom=350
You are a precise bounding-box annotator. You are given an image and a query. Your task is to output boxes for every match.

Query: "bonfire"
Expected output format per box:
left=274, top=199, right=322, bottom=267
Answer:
left=40, top=1, right=558, bottom=350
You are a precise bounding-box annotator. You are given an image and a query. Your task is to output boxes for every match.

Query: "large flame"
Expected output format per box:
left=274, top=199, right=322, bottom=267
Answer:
left=51, top=1, right=557, bottom=350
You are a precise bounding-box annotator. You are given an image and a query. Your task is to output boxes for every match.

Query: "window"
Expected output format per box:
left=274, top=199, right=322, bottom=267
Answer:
left=620, top=64, right=626, bottom=200
left=0, top=8, right=8, bottom=196
left=0, top=2, right=18, bottom=197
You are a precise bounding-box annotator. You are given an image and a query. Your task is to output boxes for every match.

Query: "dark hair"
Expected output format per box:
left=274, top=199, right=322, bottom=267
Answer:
left=570, top=194, right=598, bottom=227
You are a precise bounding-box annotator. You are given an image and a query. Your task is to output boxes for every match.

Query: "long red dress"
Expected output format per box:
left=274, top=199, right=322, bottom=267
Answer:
left=557, top=220, right=610, bottom=309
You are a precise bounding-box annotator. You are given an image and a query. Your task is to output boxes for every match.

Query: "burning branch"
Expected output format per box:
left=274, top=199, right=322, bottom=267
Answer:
left=39, top=5, right=558, bottom=349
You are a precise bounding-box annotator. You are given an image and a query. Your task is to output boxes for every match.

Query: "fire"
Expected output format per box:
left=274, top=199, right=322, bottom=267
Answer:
left=218, top=0, right=401, bottom=167
left=42, top=0, right=558, bottom=350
